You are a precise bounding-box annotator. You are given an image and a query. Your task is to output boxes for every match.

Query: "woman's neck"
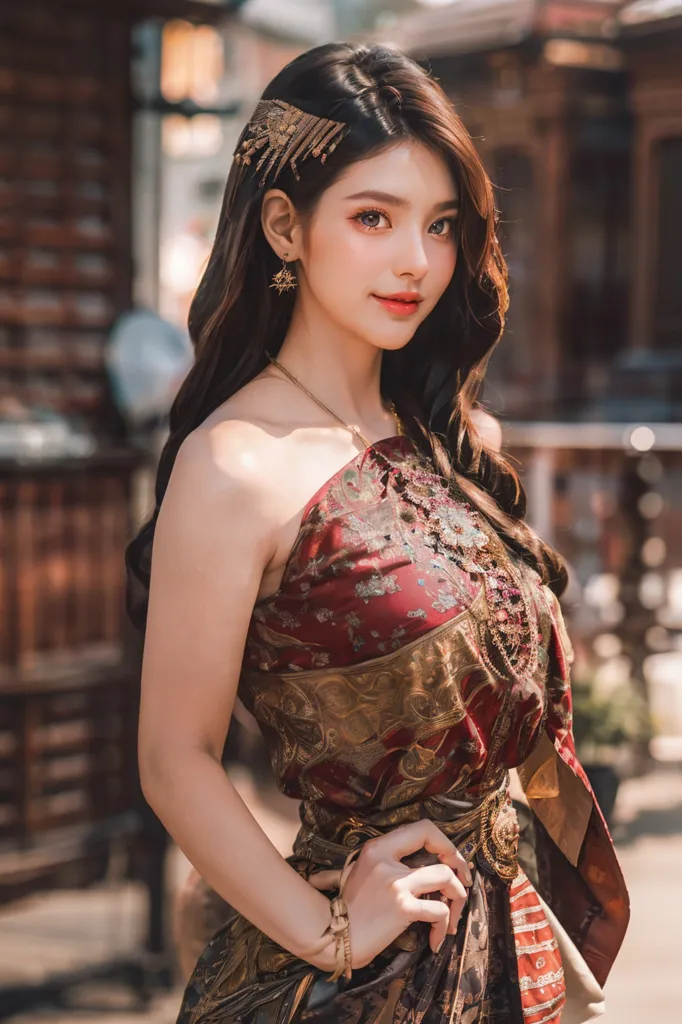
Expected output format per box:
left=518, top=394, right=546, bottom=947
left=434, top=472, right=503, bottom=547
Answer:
left=276, top=312, right=388, bottom=427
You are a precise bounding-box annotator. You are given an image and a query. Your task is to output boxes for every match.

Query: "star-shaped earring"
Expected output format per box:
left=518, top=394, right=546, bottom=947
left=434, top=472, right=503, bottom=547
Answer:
left=270, top=252, right=297, bottom=294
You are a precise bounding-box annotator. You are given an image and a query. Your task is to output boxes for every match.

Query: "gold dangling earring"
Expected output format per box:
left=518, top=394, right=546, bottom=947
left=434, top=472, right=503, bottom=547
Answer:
left=270, top=251, right=297, bottom=294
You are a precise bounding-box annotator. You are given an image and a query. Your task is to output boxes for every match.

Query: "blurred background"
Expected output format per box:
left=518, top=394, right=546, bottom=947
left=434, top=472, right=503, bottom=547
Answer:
left=0, top=1, right=680, bottom=1021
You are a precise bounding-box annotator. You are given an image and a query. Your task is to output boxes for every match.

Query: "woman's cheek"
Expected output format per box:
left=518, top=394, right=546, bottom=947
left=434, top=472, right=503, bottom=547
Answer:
left=434, top=244, right=457, bottom=292
left=341, top=226, right=380, bottom=263
left=312, top=226, right=366, bottom=275
left=324, top=235, right=381, bottom=298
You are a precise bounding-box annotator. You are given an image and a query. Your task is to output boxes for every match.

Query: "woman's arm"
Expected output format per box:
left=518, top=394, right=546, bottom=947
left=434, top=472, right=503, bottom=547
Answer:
left=137, top=423, right=337, bottom=970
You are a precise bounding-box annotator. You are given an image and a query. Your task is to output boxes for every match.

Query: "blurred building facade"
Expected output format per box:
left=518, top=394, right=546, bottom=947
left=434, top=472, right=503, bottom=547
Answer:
left=0, top=0, right=250, bottom=1009
left=138, top=4, right=328, bottom=327
left=363, top=0, right=682, bottom=754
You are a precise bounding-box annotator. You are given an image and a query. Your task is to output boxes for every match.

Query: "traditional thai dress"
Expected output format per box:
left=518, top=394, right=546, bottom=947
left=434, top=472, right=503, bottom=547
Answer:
left=175, top=434, right=629, bottom=1024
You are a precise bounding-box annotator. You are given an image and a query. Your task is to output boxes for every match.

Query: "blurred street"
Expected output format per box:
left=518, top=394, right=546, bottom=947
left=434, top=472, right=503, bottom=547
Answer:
left=1, top=765, right=680, bottom=1024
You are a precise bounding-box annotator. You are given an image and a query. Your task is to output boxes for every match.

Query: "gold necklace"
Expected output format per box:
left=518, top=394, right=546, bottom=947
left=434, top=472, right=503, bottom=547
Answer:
left=264, top=351, right=403, bottom=448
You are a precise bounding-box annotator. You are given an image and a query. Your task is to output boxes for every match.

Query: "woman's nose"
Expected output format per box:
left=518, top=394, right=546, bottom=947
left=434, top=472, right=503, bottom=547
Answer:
left=394, top=228, right=429, bottom=280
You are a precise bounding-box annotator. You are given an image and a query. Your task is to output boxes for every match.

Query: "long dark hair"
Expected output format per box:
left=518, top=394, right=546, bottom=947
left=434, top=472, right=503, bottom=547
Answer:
left=125, top=41, right=567, bottom=631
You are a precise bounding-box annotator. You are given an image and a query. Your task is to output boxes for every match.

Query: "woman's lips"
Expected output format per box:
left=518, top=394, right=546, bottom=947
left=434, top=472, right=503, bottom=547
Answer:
left=372, top=294, right=422, bottom=316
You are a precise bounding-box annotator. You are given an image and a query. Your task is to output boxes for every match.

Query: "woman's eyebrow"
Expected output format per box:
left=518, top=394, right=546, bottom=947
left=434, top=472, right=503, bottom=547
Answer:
left=344, top=190, right=460, bottom=213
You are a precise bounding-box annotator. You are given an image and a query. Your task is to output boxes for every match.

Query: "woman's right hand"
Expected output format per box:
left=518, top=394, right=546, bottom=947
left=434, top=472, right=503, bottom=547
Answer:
left=308, top=819, right=472, bottom=965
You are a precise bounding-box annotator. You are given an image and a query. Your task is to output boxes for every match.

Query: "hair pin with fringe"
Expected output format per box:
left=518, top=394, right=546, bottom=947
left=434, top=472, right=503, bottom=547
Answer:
left=233, top=99, right=348, bottom=188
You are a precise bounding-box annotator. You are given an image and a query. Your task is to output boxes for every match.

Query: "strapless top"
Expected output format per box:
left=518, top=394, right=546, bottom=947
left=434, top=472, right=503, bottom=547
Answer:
left=239, top=434, right=556, bottom=810
left=243, top=433, right=550, bottom=674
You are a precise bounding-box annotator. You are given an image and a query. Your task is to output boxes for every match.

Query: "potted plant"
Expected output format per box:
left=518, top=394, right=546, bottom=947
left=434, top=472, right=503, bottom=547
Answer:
left=571, top=671, right=651, bottom=827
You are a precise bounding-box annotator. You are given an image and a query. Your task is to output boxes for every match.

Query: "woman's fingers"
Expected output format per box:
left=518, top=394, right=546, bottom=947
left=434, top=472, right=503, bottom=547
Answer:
left=433, top=842, right=472, bottom=889
left=405, top=862, right=469, bottom=945
left=375, top=821, right=473, bottom=888
left=406, top=894, right=451, bottom=953
left=381, top=820, right=454, bottom=861
left=404, top=863, right=468, bottom=904
left=447, top=894, right=464, bottom=934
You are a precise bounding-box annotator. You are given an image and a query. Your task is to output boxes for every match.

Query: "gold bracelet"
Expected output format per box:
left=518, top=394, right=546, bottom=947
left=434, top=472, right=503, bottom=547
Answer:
left=302, top=848, right=358, bottom=981
left=327, top=895, right=351, bottom=982
left=326, top=847, right=359, bottom=982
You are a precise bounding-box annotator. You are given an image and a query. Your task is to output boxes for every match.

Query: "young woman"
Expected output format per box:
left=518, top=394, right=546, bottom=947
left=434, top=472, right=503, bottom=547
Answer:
left=127, top=42, right=629, bottom=1024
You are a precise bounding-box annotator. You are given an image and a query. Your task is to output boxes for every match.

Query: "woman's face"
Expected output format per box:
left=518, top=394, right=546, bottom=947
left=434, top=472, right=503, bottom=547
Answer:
left=298, top=140, right=460, bottom=352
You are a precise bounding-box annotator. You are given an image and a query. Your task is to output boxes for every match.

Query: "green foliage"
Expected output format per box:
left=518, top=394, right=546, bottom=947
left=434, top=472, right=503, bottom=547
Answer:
left=571, top=673, right=652, bottom=763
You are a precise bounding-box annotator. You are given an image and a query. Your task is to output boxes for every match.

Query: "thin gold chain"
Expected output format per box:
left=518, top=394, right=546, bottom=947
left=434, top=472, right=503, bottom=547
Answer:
left=264, top=351, right=402, bottom=448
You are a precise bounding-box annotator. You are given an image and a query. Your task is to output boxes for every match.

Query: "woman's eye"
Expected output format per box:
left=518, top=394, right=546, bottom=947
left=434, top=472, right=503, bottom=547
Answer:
left=355, top=209, right=388, bottom=230
left=429, top=217, right=456, bottom=237
left=353, top=210, right=457, bottom=236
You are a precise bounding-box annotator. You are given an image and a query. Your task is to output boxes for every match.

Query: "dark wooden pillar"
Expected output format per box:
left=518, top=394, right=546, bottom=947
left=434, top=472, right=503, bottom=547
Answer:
left=529, top=67, right=570, bottom=415
left=627, top=32, right=682, bottom=350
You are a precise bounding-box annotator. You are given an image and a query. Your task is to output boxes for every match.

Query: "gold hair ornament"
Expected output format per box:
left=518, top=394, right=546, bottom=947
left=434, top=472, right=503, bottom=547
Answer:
left=233, top=99, right=348, bottom=188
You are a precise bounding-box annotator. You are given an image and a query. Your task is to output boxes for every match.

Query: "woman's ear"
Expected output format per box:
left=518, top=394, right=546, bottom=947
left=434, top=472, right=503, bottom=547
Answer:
left=260, top=189, right=302, bottom=260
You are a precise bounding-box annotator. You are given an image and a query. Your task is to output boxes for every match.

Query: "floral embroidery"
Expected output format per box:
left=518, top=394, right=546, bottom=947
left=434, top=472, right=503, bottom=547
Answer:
left=245, top=436, right=541, bottom=679
left=354, top=571, right=401, bottom=602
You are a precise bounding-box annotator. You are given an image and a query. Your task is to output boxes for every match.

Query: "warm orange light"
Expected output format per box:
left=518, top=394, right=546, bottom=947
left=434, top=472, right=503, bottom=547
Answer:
left=161, top=19, right=224, bottom=104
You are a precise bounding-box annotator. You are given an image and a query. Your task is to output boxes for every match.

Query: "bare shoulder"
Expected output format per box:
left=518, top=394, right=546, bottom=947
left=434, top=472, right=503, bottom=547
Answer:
left=168, top=370, right=311, bottom=519
left=156, top=416, right=282, bottom=565
left=174, top=417, right=277, bottom=509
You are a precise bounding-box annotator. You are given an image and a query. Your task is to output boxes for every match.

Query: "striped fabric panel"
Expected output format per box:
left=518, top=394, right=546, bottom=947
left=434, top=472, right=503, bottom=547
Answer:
left=510, top=870, right=566, bottom=1024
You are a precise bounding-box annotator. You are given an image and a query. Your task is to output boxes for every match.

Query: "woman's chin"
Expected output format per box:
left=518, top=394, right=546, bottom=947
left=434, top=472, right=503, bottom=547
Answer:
left=356, top=324, right=421, bottom=353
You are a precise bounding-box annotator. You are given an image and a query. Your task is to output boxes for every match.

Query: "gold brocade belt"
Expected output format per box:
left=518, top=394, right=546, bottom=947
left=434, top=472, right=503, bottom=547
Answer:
left=291, top=773, right=520, bottom=885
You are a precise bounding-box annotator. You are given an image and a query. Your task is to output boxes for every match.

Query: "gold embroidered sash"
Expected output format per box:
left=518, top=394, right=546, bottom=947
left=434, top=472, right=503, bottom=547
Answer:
left=293, top=774, right=521, bottom=885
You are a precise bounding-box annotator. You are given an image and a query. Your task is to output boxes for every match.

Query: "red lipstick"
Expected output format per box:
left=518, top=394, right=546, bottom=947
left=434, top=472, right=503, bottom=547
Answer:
left=372, top=291, right=423, bottom=316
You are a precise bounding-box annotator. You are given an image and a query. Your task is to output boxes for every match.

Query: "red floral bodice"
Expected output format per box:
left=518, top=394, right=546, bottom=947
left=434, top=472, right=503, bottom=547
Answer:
left=240, top=435, right=558, bottom=808
left=245, top=435, right=542, bottom=675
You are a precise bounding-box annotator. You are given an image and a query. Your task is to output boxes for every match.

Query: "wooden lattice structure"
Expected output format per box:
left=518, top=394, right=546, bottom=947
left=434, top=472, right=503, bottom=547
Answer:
left=0, top=7, right=134, bottom=433
left=0, top=455, right=142, bottom=901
